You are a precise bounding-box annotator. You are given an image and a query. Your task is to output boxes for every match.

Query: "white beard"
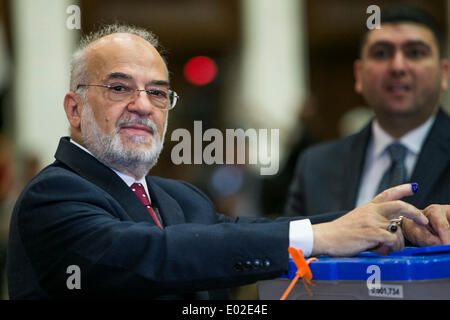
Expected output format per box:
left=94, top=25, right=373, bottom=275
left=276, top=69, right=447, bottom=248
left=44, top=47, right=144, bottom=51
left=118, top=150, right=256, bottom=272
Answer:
left=80, top=102, right=167, bottom=179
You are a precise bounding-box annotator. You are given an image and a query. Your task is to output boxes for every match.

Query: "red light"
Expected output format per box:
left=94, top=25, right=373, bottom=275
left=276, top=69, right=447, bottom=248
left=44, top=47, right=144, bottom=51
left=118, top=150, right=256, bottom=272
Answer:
left=183, top=56, right=218, bottom=86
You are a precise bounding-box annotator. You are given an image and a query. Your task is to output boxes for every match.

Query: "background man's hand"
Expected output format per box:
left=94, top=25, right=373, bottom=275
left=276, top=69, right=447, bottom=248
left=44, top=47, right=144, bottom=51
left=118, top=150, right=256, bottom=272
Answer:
left=311, top=184, right=428, bottom=257
left=403, top=204, right=450, bottom=246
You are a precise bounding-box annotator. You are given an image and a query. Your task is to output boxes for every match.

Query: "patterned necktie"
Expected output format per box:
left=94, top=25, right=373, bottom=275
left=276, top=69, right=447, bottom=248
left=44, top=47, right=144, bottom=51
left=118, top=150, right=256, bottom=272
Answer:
left=130, top=183, right=163, bottom=229
left=376, top=143, right=408, bottom=194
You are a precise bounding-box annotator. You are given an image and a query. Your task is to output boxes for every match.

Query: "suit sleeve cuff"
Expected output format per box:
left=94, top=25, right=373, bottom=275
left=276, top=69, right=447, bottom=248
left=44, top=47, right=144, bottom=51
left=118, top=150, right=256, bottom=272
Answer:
left=289, top=219, right=313, bottom=258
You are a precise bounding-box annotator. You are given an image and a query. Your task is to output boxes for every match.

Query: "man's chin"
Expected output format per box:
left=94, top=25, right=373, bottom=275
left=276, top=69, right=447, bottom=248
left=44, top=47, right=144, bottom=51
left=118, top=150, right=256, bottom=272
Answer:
left=377, top=100, right=418, bottom=116
left=119, top=137, right=163, bottom=159
left=122, top=144, right=155, bottom=159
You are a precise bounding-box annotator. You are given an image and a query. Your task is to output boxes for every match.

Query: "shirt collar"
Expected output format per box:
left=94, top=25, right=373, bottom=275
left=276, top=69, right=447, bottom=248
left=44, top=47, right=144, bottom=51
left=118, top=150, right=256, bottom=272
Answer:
left=371, top=114, right=436, bottom=158
left=112, top=168, right=148, bottom=189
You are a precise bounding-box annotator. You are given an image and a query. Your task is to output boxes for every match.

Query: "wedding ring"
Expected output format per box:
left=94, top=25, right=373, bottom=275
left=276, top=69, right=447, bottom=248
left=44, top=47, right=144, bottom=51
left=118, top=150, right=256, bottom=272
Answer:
left=387, top=216, right=404, bottom=233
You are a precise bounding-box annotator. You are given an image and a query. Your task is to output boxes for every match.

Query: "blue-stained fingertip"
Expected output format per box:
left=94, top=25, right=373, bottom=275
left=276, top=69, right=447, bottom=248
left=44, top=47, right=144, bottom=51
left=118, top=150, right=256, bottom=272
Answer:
left=411, top=183, right=419, bottom=193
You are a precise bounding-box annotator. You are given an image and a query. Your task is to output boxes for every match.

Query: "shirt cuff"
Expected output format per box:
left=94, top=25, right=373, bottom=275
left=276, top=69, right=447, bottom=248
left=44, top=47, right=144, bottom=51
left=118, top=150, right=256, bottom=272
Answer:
left=289, top=219, right=313, bottom=257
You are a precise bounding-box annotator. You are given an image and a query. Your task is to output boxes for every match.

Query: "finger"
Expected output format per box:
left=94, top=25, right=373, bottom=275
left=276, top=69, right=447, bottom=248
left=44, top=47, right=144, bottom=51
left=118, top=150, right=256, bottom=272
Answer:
left=371, top=183, right=419, bottom=204
left=427, top=208, right=450, bottom=245
left=444, top=233, right=450, bottom=245
left=377, top=200, right=428, bottom=225
left=402, top=218, right=441, bottom=247
left=418, top=229, right=442, bottom=246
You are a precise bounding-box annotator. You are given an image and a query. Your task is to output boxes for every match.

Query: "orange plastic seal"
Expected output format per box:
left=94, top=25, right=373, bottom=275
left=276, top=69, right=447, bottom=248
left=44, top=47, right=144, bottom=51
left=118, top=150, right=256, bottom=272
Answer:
left=280, top=247, right=318, bottom=300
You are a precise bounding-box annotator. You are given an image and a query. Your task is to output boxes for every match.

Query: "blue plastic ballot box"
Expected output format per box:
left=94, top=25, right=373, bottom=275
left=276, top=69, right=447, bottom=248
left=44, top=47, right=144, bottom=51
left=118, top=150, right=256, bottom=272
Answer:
left=258, top=245, right=450, bottom=300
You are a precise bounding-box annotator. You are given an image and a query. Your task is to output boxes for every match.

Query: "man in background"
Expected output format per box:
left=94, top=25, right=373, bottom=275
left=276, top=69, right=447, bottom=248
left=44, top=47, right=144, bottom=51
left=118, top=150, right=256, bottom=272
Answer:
left=285, top=5, right=450, bottom=246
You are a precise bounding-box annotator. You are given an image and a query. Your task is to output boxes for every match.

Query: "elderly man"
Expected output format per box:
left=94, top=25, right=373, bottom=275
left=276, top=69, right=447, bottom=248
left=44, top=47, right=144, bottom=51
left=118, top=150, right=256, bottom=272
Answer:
left=285, top=6, right=450, bottom=247
left=7, top=24, right=428, bottom=299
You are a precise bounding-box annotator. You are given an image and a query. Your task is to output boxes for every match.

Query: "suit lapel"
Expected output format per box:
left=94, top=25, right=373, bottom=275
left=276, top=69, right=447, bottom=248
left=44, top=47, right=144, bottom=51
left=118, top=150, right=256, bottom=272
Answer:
left=342, top=123, right=373, bottom=209
left=407, top=109, right=450, bottom=208
left=146, top=177, right=186, bottom=226
left=54, top=137, right=157, bottom=224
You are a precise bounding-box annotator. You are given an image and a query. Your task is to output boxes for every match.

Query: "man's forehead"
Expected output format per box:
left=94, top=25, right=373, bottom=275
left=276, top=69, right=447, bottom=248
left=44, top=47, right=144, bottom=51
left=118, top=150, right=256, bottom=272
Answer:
left=84, top=33, right=168, bottom=81
left=365, top=22, right=437, bottom=47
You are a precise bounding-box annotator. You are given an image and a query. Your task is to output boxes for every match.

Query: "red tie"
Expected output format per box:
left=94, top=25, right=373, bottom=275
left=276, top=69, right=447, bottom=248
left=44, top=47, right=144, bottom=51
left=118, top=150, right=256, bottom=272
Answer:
left=130, top=183, right=163, bottom=229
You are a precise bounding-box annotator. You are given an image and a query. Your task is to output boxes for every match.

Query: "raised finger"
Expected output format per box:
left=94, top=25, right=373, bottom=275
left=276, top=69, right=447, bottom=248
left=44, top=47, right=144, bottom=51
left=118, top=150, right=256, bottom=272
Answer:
left=371, top=183, right=419, bottom=204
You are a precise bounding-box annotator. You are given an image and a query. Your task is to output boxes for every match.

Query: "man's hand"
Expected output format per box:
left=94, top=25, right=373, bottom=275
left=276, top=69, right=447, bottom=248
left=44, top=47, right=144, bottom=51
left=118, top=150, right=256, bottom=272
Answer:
left=311, top=184, right=428, bottom=257
left=403, top=204, right=450, bottom=246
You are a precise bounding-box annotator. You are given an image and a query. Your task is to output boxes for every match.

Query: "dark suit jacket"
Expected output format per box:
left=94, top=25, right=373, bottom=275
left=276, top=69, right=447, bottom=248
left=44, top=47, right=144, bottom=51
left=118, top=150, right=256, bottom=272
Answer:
left=7, top=137, right=341, bottom=299
left=285, top=109, right=450, bottom=217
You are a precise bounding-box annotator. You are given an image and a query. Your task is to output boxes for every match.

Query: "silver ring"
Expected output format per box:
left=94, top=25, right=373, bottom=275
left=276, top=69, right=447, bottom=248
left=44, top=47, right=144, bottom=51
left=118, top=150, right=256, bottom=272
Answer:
left=387, top=216, right=404, bottom=233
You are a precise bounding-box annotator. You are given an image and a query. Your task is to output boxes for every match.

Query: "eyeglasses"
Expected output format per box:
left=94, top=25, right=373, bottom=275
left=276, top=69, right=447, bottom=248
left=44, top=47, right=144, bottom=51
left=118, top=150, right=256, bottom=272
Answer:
left=76, top=84, right=179, bottom=110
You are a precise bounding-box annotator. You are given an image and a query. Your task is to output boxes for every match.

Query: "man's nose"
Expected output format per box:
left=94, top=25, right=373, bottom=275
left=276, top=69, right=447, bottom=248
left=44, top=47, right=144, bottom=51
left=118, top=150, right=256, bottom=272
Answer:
left=389, top=51, right=407, bottom=76
left=127, top=91, right=154, bottom=115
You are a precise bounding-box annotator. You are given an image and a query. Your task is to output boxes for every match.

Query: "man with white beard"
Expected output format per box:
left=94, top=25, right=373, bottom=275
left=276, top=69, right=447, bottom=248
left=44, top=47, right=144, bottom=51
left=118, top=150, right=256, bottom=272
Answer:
left=7, top=24, right=432, bottom=300
left=79, top=92, right=166, bottom=182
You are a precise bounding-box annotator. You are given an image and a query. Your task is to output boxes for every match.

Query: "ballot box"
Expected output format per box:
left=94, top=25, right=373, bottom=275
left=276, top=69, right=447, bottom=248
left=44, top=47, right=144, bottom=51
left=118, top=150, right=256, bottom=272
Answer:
left=258, top=245, right=450, bottom=300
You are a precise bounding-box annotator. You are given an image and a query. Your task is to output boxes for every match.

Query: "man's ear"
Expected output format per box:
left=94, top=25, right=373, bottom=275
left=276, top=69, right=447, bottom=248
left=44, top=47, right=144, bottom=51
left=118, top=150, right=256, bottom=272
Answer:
left=354, top=59, right=363, bottom=94
left=440, top=58, right=449, bottom=91
left=63, top=92, right=82, bottom=129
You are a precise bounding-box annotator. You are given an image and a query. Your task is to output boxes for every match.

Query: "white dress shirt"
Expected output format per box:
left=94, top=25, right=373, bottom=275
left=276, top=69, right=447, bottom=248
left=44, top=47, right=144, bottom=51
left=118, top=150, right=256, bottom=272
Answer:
left=69, top=139, right=314, bottom=256
left=356, top=115, right=436, bottom=206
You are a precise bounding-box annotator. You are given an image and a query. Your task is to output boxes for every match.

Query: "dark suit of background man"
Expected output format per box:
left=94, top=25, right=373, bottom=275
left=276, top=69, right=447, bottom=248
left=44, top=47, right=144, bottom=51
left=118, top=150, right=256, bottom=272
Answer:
left=286, top=6, right=450, bottom=246
left=6, top=24, right=438, bottom=300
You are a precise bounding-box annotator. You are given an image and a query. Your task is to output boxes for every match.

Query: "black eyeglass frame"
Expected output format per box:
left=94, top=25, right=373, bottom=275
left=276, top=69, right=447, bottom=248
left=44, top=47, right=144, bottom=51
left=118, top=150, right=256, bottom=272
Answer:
left=76, top=84, right=179, bottom=110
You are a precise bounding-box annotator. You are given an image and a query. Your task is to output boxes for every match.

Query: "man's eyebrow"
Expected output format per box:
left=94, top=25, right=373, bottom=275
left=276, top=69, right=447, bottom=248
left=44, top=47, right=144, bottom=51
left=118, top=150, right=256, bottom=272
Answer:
left=151, top=80, right=170, bottom=87
left=402, top=40, right=432, bottom=48
left=369, top=40, right=431, bottom=48
left=106, top=72, right=133, bottom=80
left=105, top=73, right=170, bottom=86
left=369, top=40, right=395, bottom=48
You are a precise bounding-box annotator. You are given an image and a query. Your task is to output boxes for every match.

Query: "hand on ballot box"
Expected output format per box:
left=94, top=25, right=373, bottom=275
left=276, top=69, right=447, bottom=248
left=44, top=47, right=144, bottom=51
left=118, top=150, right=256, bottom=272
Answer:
left=403, top=204, right=450, bottom=246
left=311, top=184, right=429, bottom=257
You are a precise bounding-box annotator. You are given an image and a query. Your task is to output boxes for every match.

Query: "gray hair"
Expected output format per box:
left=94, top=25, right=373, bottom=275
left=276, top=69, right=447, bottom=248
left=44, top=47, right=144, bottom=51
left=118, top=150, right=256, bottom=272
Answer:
left=69, top=24, right=163, bottom=95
